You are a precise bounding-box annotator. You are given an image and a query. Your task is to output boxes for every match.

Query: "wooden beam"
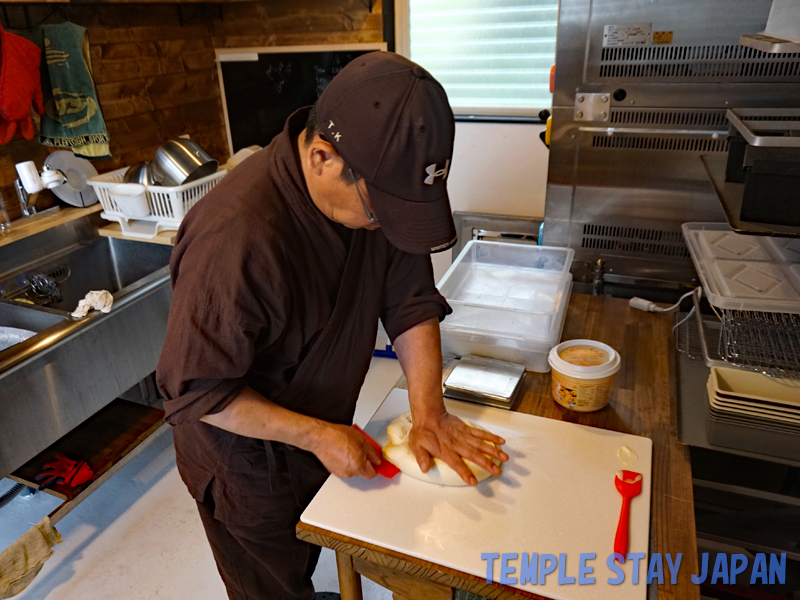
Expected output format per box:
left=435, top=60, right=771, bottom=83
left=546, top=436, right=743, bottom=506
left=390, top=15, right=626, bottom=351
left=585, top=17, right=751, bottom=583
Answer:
left=97, top=222, right=177, bottom=246
left=297, top=522, right=547, bottom=600
left=336, top=551, right=364, bottom=600
left=354, top=556, right=453, bottom=600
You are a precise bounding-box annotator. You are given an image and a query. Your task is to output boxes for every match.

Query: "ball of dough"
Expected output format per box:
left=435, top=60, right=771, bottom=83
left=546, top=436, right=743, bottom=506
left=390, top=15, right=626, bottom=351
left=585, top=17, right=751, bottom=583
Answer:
left=382, top=412, right=502, bottom=486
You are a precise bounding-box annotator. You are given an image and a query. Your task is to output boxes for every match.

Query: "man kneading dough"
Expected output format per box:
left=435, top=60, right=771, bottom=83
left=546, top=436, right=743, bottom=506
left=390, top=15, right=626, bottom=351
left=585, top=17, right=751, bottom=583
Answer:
left=157, top=52, right=509, bottom=600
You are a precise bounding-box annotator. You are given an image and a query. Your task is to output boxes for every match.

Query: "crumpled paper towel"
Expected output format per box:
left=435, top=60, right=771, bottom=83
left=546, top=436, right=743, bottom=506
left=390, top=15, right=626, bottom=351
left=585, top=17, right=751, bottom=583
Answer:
left=71, top=290, right=113, bottom=319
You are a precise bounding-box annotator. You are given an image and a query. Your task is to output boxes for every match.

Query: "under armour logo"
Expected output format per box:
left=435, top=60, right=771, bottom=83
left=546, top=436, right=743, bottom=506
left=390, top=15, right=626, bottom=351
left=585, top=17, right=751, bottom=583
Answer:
left=424, top=160, right=450, bottom=185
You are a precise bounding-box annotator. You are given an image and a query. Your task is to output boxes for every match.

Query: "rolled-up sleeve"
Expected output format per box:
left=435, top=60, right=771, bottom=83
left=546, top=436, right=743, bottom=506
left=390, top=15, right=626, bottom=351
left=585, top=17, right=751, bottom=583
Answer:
left=156, top=225, right=284, bottom=425
left=380, top=247, right=452, bottom=343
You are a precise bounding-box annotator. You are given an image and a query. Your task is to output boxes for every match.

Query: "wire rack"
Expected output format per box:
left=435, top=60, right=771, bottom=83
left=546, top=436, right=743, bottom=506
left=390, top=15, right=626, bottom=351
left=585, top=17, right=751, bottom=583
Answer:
left=674, top=309, right=724, bottom=363
left=719, top=309, right=800, bottom=376
left=675, top=290, right=800, bottom=379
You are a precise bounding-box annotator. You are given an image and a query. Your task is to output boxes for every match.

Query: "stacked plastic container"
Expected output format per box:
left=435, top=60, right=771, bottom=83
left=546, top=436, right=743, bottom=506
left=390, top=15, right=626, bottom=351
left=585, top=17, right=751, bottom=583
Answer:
left=437, top=241, right=574, bottom=372
left=705, top=366, right=800, bottom=459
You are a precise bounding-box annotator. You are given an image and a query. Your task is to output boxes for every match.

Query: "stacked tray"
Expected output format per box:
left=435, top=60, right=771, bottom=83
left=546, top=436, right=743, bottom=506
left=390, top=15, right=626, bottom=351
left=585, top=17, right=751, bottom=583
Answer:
left=705, top=366, right=800, bottom=459
left=682, top=223, right=800, bottom=377
left=682, top=223, right=800, bottom=314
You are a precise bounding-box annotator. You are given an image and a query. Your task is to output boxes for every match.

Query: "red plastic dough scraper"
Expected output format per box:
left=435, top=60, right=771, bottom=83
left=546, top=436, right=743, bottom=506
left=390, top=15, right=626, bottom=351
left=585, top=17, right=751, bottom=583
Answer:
left=351, top=424, right=400, bottom=478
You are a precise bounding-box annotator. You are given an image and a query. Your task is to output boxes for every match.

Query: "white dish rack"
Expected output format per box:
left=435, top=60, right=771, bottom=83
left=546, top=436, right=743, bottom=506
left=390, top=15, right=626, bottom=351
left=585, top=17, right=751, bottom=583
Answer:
left=88, top=167, right=226, bottom=239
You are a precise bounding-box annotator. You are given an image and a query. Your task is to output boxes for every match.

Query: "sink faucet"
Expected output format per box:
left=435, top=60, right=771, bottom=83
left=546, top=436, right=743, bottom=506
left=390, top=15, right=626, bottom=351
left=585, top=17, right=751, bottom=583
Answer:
left=14, top=179, right=39, bottom=217
left=14, top=164, right=67, bottom=218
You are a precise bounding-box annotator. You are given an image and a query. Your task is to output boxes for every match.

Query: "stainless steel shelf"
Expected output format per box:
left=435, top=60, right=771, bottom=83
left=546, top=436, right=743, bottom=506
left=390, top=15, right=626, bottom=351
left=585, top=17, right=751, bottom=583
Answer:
left=701, top=154, right=800, bottom=238
left=726, top=108, right=800, bottom=148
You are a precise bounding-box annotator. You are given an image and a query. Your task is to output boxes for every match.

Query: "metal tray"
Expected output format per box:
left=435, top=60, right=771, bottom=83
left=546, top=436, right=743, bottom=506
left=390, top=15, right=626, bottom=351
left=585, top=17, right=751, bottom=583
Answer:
left=443, top=354, right=526, bottom=411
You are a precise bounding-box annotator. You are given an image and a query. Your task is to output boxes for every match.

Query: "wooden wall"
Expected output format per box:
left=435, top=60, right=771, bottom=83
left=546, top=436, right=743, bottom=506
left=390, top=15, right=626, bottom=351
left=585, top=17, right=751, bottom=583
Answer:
left=213, top=0, right=382, bottom=48
left=0, top=0, right=382, bottom=221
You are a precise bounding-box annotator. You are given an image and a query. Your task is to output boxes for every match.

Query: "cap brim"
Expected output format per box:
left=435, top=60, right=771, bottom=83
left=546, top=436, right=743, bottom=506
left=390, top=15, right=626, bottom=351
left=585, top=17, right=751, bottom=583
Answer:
left=366, top=183, right=457, bottom=255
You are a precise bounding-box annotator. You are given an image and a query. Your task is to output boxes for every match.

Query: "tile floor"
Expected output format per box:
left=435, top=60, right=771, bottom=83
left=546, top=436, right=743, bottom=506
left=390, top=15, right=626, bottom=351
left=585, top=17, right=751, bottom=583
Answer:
left=0, top=357, right=404, bottom=600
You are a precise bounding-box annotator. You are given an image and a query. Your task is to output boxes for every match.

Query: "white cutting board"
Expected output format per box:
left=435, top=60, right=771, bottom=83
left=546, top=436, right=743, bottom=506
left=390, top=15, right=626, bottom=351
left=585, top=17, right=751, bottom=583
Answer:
left=301, top=389, right=653, bottom=600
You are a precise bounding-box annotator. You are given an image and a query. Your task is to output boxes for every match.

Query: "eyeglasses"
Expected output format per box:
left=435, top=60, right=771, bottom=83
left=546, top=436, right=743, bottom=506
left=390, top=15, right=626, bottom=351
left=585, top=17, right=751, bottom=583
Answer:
left=349, top=168, right=378, bottom=223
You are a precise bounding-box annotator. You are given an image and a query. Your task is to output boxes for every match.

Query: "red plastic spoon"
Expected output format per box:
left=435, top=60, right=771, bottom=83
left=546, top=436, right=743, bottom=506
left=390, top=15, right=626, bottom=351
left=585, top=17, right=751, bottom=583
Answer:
left=614, top=470, right=643, bottom=562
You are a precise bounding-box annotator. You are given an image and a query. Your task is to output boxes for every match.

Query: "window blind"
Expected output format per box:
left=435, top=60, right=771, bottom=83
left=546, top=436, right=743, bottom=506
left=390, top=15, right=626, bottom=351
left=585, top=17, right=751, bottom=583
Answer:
left=408, top=0, right=558, bottom=116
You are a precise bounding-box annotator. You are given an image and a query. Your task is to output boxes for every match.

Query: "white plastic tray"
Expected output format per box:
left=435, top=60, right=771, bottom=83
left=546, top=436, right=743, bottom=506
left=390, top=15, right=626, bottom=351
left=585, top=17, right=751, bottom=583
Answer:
left=710, top=366, right=800, bottom=408
left=764, top=237, right=800, bottom=264
left=682, top=223, right=800, bottom=314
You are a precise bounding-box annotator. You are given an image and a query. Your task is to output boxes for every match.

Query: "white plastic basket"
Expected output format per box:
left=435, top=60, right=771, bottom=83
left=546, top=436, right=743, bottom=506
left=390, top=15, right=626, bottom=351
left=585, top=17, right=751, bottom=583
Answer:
left=88, top=167, right=226, bottom=238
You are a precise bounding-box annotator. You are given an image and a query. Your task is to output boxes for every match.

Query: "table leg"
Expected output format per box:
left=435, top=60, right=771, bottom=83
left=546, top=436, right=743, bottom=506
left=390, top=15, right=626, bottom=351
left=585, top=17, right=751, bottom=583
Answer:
left=335, top=551, right=363, bottom=600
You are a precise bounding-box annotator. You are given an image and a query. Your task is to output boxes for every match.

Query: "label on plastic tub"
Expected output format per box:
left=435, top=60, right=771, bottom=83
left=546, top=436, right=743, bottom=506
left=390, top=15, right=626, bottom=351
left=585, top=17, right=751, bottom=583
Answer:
left=551, top=371, right=615, bottom=412
left=558, top=345, right=611, bottom=367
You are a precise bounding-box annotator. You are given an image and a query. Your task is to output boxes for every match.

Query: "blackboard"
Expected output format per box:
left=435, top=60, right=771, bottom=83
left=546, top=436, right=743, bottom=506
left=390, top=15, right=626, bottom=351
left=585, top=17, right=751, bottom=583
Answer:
left=218, top=45, right=386, bottom=153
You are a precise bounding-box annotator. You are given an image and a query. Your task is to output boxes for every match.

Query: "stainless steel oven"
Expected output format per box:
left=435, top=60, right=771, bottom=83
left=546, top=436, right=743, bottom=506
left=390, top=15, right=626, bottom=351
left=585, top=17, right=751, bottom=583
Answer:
left=543, top=0, right=800, bottom=292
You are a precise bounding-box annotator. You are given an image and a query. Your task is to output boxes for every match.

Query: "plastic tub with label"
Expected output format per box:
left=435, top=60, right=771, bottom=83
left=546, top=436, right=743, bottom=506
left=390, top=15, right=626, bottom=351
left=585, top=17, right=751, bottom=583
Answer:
left=548, top=339, right=621, bottom=412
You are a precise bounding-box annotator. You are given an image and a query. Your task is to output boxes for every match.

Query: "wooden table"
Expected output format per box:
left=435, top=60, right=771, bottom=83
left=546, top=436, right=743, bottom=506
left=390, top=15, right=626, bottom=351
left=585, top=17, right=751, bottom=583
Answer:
left=297, top=294, right=698, bottom=600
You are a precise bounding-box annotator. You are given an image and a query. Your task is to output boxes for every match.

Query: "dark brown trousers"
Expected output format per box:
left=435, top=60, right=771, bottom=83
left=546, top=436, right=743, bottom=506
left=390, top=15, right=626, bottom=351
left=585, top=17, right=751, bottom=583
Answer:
left=194, top=445, right=330, bottom=600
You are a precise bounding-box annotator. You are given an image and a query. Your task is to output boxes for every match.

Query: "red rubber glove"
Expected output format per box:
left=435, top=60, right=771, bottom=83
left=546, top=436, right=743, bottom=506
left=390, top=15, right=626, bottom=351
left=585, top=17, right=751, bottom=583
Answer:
left=35, top=453, right=94, bottom=490
left=0, top=115, right=18, bottom=144
left=0, top=24, right=45, bottom=143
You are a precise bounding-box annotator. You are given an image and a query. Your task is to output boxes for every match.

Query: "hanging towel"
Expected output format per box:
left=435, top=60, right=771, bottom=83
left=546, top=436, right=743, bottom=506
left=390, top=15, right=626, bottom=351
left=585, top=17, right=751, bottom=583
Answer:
left=36, top=22, right=110, bottom=159
left=0, top=517, right=62, bottom=598
left=0, top=24, right=45, bottom=143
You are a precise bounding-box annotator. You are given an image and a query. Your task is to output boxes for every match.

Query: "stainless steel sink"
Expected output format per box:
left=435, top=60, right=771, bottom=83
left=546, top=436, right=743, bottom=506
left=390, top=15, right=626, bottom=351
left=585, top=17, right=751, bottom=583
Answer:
left=0, top=300, right=65, bottom=333
left=1, top=230, right=171, bottom=311
left=0, top=215, right=173, bottom=478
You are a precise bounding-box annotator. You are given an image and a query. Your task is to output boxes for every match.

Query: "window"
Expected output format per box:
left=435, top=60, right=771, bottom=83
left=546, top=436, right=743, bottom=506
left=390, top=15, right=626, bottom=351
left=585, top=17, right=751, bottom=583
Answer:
left=396, top=0, right=558, bottom=117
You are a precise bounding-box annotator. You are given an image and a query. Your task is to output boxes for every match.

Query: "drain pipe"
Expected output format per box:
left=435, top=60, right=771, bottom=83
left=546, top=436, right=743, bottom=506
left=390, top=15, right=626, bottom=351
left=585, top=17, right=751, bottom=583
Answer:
left=0, top=483, right=25, bottom=509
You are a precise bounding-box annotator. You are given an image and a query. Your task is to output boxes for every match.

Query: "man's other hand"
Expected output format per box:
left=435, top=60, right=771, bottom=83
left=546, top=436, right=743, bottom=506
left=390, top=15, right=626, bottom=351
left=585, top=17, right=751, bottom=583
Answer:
left=408, top=413, right=508, bottom=486
left=312, top=423, right=381, bottom=479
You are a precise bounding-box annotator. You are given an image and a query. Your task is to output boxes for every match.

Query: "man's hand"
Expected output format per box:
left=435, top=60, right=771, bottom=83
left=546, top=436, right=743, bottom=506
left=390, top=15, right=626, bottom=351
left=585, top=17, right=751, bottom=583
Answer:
left=408, top=412, right=509, bottom=486
left=310, top=423, right=382, bottom=479
left=393, top=318, right=510, bottom=486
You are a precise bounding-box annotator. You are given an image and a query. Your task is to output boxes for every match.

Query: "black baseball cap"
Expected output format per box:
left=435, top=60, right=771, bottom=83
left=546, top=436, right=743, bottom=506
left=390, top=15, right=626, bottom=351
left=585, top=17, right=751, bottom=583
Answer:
left=316, top=51, right=457, bottom=254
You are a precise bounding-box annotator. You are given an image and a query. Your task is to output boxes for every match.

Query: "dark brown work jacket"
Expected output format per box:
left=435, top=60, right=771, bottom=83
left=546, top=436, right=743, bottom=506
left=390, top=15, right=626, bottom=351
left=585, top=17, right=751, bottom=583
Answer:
left=156, top=109, right=451, bottom=523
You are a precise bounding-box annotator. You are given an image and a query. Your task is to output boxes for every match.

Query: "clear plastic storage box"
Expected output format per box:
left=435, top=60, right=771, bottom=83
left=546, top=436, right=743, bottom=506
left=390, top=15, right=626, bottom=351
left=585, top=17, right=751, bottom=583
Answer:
left=437, top=241, right=574, bottom=372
